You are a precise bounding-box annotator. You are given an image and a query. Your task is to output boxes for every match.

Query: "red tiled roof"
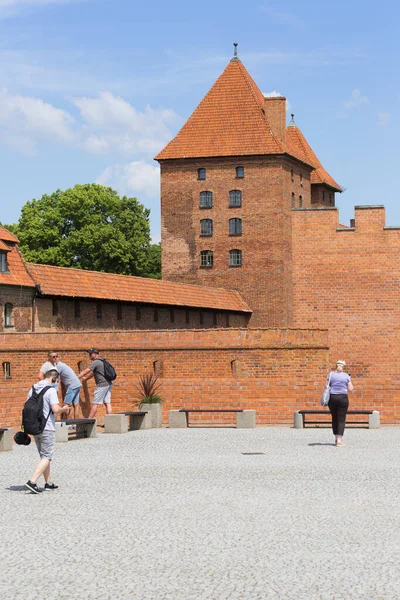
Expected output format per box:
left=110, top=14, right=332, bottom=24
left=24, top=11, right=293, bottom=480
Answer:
left=0, top=225, right=19, bottom=243
left=0, top=240, right=10, bottom=252
left=26, top=263, right=252, bottom=313
left=286, top=124, right=343, bottom=192
left=155, top=59, right=284, bottom=160
left=0, top=244, right=36, bottom=288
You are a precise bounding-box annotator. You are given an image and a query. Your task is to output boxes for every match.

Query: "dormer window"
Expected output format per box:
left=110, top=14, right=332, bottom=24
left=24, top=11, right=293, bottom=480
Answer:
left=0, top=252, right=8, bottom=273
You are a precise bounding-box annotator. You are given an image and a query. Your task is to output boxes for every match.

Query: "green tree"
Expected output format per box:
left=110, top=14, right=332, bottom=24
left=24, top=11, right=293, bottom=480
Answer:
left=4, top=184, right=161, bottom=277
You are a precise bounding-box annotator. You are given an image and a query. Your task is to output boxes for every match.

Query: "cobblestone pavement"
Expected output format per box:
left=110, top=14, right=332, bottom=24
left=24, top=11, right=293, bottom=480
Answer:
left=1, top=426, right=400, bottom=599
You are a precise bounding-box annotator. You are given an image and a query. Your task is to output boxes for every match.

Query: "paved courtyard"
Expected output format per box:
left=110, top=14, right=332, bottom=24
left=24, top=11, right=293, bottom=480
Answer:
left=1, top=425, right=400, bottom=599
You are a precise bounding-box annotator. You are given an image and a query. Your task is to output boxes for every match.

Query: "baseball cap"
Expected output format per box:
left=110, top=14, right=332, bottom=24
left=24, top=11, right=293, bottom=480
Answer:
left=87, top=348, right=99, bottom=355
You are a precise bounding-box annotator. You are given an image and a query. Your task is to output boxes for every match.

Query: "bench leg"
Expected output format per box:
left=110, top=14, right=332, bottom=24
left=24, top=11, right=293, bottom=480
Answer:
left=0, top=428, right=13, bottom=451
left=236, top=410, right=256, bottom=429
left=76, top=420, right=97, bottom=439
left=169, top=410, right=188, bottom=428
left=294, top=411, right=304, bottom=429
left=55, top=422, right=69, bottom=443
left=130, top=413, right=152, bottom=430
left=368, top=411, right=380, bottom=429
left=104, top=414, right=128, bottom=434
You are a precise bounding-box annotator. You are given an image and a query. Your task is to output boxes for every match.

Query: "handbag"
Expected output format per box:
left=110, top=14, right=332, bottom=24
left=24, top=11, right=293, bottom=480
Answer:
left=320, top=372, right=332, bottom=407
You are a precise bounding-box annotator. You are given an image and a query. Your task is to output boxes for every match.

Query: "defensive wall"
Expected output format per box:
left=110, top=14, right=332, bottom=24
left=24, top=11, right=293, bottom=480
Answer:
left=0, top=328, right=333, bottom=428
left=292, top=205, right=400, bottom=423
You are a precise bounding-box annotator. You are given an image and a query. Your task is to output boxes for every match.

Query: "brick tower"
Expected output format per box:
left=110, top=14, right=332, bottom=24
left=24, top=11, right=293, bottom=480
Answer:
left=155, top=46, right=342, bottom=326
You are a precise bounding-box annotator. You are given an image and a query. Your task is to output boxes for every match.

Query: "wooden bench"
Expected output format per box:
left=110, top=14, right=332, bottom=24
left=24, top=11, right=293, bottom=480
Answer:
left=0, top=427, right=13, bottom=452
left=104, top=411, right=151, bottom=434
left=169, top=409, right=256, bottom=429
left=294, top=410, right=380, bottom=429
left=55, top=418, right=97, bottom=442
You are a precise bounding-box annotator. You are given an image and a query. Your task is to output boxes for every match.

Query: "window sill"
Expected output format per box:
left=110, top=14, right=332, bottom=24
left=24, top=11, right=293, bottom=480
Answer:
left=200, top=234, right=213, bottom=237
left=199, top=205, right=213, bottom=209
left=229, top=205, right=242, bottom=209
left=200, top=265, right=213, bottom=269
left=4, top=324, right=14, bottom=328
left=229, top=233, right=242, bottom=237
left=229, top=264, right=242, bottom=268
left=235, top=176, right=244, bottom=180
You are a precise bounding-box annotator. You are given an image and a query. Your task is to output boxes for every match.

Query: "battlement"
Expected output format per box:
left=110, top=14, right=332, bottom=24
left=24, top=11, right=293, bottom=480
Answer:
left=293, top=204, right=398, bottom=233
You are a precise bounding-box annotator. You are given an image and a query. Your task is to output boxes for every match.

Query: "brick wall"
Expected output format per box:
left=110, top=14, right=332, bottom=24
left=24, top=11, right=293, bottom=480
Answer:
left=292, top=205, right=400, bottom=421
left=0, top=328, right=329, bottom=428
left=34, top=298, right=249, bottom=332
left=0, top=285, right=34, bottom=332
left=311, top=184, right=335, bottom=207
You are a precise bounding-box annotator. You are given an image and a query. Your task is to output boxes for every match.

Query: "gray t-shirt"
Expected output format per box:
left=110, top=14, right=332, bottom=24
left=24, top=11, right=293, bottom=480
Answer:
left=40, top=361, right=57, bottom=377
left=28, top=381, right=59, bottom=432
left=56, top=361, right=80, bottom=389
left=89, top=358, right=109, bottom=387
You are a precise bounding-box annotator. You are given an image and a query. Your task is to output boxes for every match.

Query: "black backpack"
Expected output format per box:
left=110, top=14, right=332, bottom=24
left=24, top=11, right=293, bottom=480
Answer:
left=22, top=386, right=53, bottom=435
left=100, top=358, right=117, bottom=382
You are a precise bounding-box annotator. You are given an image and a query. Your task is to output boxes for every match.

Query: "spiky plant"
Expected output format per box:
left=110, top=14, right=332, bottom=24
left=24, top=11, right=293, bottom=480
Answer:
left=134, top=372, right=163, bottom=406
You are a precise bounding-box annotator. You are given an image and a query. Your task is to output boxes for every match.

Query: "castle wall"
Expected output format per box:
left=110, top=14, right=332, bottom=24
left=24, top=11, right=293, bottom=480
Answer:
left=292, top=205, right=400, bottom=421
left=0, top=328, right=329, bottom=428
left=0, top=285, right=34, bottom=332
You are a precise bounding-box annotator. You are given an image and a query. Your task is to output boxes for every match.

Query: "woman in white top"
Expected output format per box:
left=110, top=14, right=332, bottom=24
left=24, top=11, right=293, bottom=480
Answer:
left=327, top=360, right=354, bottom=447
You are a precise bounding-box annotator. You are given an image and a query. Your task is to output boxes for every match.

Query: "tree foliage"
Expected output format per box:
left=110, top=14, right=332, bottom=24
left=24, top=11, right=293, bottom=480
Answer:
left=4, top=184, right=161, bottom=278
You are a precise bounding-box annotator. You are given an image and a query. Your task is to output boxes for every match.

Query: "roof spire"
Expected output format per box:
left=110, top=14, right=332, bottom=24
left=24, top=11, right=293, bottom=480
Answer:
left=231, top=41, right=239, bottom=62
left=289, top=113, right=296, bottom=127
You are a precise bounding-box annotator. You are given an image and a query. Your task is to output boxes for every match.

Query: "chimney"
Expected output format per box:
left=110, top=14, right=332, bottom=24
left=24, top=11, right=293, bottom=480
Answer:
left=263, top=96, right=286, bottom=146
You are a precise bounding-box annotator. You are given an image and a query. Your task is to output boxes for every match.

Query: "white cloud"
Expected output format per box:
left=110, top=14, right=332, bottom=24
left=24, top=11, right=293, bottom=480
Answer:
left=96, top=161, right=160, bottom=198
left=377, top=111, right=391, bottom=127
left=0, top=88, right=74, bottom=153
left=74, top=91, right=179, bottom=156
left=262, top=90, right=281, bottom=98
left=344, top=88, right=368, bottom=110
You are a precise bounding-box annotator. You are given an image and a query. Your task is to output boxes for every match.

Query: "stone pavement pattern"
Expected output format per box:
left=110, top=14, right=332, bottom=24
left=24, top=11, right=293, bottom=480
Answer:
left=1, top=426, right=400, bottom=599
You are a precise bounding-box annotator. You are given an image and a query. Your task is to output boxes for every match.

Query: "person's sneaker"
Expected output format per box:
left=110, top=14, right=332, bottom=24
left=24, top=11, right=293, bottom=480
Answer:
left=25, top=480, right=41, bottom=494
left=44, top=483, right=58, bottom=490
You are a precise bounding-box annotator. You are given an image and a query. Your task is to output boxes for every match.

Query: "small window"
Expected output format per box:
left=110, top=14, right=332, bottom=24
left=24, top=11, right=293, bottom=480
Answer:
left=0, top=252, right=8, bottom=273
left=200, top=191, right=213, bottom=208
left=74, top=300, right=80, bottom=319
left=136, top=305, right=141, bottom=321
left=291, top=192, right=295, bottom=208
left=229, top=190, right=242, bottom=207
left=4, top=303, right=12, bottom=327
left=300, top=173, right=303, bottom=186
left=299, top=195, right=303, bottom=208
left=229, top=249, right=242, bottom=267
left=185, top=310, right=190, bottom=324
left=153, top=360, right=163, bottom=376
left=154, top=307, right=158, bottom=322
left=236, top=166, right=244, bottom=178
left=200, top=219, right=213, bottom=236
left=117, top=304, right=123, bottom=320
left=200, top=250, right=213, bottom=268
left=170, top=308, right=175, bottom=323
left=198, top=168, right=206, bottom=180
left=229, top=218, right=242, bottom=236
left=97, top=303, right=102, bottom=319
left=52, top=299, right=59, bottom=316
left=2, top=362, right=11, bottom=379
left=291, top=169, right=294, bottom=182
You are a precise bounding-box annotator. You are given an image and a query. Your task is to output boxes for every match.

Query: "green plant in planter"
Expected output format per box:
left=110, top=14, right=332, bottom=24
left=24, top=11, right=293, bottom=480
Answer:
left=134, top=372, right=163, bottom=407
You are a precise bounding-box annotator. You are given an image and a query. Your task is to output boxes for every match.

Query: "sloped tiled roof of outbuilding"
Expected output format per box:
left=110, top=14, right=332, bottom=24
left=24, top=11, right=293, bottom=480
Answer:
left=0, top=243, right=36, bottom=288
left=155, top=58, right=285, bottom=160
left=0, top=225, right=19, bottom=243
left=26, top=263, right=252, bottom=313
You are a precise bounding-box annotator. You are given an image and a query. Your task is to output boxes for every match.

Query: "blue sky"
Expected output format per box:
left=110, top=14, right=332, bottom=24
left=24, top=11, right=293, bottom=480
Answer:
left=0, top=0, right=398, bottom=240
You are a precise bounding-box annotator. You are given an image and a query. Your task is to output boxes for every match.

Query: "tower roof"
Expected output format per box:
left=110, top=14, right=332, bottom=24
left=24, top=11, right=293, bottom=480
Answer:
left=286, top=121, right=343, bottom=192
left=155, top=59, right=285, bottom=160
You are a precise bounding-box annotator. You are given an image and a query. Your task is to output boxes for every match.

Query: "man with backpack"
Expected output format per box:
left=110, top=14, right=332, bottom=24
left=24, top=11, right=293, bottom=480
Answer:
left=25, top=369, right=71, bottom=494
left=78, top=349, right=116, bottom=419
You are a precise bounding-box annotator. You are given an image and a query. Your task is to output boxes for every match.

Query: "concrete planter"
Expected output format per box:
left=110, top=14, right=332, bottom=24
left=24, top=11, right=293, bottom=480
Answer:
left=140, top=403, right=162, bottom=428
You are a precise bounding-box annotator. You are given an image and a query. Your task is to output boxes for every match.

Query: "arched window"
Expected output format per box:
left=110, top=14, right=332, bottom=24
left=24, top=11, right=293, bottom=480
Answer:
left=299, top=195, right=303, bottom=208
left=200, top=219, right=213, bottom=236
left=229, top=249, right=242, bottom=267
left=200, top=191, right=212, bottom=208
left=200, top=250, right=213, bottom=268
left=229, top=218, right=242, bottom=235
left=229, top=190, right=242, bottom=207
left=291, top=192, right=295, bottom=208
left=4, top=303, right=13, bottom=327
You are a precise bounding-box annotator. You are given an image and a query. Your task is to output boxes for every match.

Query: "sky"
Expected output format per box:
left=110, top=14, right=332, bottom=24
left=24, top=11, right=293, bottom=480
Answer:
left=0, top=0, right=399, bottom=241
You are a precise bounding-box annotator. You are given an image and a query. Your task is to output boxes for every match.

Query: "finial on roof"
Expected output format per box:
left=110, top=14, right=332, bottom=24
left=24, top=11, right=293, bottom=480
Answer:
left=231, top=41, right=239, bottom=62
left=289, top=113, right=296, bottom=127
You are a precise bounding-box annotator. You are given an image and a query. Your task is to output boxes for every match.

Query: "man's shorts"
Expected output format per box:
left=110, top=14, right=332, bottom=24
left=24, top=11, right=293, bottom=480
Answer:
left=93, top=384, right=112, bottom=405
left=64, top=384, right=81, bottom=405
left=34, top=430, right=55, bottom=461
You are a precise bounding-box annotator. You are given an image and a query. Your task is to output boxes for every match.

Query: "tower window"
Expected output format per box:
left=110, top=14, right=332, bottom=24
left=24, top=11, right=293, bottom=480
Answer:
left=229, top=249, right=242, bottom=267
left=4, top=303, right=13, bottom=327
left=236, top=166, right=244, bottom=178
left=200, top=219, right=213, bottom=236
left=200, top=191, right=213, bottom=208
left=299, top=195, right=303, bottom=208
left=229, top=218, right=242, bottom=235
left=229, top=190, right=242, bottom=207
left=292, top=192, right=295, bottom=208
left=198, top=168, right=206, bottom=180
left=0, top=252, right=9, bottom=273
left=200, top=250, right=213, bottom=268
